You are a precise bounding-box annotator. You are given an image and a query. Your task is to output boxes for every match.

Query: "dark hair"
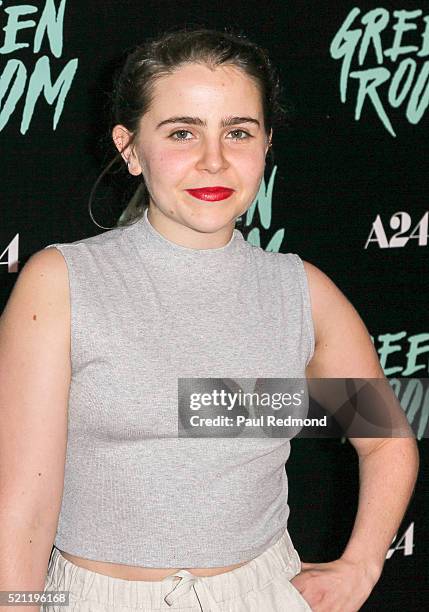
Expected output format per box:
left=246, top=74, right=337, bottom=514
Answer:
left=89, top=25, right=290, bottom=229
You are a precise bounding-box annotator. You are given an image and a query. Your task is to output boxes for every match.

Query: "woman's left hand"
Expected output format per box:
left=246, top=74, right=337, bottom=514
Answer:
left=289, top=556, right=381, bottom=612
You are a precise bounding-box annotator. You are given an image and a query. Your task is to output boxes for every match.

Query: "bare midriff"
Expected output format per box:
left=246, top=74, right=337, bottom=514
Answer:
left=59, top=551, right=250, bottom=580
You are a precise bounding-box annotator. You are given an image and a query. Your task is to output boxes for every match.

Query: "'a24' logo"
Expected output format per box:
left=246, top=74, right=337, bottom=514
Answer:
left=365, top=212, right=428, bottom=248
left=387, top=522, right=414, bottom=558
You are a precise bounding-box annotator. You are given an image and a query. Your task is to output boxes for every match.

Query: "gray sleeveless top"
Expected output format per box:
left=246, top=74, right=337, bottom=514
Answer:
left=43, top=207, right=315, bottom=567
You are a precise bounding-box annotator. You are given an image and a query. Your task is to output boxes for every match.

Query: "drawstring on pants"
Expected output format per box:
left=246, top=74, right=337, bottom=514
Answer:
left=162, top=569, right=219, bottom=610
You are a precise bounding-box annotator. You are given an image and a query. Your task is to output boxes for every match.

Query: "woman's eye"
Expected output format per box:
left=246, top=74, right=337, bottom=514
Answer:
left=228, top=129, right=251, bottom=140
left=170, top=130, right=193, bottom=141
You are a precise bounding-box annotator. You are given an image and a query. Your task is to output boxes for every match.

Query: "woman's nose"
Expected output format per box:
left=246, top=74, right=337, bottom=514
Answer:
left=195, top=139, right=229, bottom=172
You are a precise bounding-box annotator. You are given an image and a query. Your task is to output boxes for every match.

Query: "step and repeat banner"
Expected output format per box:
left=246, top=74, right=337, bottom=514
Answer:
left=1, top=1, right=427, bottom=610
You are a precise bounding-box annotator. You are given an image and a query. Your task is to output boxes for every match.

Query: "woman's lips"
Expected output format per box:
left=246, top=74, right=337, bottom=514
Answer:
left=185, top=187, right=234, bottom=202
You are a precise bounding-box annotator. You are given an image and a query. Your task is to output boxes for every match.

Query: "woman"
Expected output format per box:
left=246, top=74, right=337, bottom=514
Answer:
left=0, top=27, right=419, bottom=612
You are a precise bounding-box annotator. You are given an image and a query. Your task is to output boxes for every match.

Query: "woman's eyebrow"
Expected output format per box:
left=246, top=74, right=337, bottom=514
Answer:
left=155, top=116, right=260, bottom=129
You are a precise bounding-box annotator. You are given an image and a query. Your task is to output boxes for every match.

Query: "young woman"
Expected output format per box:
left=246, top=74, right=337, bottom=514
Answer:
left=0, top=27, right=418, bottom=612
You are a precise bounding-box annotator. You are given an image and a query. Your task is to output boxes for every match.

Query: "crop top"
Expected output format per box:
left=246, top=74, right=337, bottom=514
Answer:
left=43, top=207, right=315, bottom=567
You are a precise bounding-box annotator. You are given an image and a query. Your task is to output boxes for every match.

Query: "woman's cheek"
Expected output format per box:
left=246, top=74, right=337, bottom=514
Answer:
left=154, top=150, right=190, bottom=179
left=238, top=154, right=265, bottom=184
left=238, top=146, right=265, bottom=167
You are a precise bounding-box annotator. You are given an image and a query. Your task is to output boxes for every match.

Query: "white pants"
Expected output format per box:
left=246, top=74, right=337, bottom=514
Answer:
left=42, top=527, right=312, bottom=611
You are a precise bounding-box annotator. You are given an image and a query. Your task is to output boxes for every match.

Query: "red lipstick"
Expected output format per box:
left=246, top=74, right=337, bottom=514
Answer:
left=185, top=187, right=234, bottom=202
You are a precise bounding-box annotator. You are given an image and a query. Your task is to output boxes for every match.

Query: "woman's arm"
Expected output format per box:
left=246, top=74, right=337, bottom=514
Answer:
left=0, top=249, right=71, bottom=612
left=295, top=261, right=419, bottom=610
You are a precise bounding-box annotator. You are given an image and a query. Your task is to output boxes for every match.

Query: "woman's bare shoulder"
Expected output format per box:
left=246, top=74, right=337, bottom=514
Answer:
left=301, top=259, right=384, bottom=379
left=0, top=246, right=71, bottom=373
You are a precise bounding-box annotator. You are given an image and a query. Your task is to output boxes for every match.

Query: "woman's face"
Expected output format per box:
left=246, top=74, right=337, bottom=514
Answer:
left=113, top=62, right=272, bottom=248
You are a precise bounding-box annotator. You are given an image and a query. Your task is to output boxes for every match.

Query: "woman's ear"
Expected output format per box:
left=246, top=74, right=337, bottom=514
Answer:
left=112, top=125, right=141, bottom=175
left=265, top=128, right=273, bottom=154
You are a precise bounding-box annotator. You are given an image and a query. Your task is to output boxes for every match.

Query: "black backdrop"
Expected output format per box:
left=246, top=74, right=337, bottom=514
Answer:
left=1, top=1, right=428, bottom=610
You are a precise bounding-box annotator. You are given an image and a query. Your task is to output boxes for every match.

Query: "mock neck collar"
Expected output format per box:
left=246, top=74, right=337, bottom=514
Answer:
left=131, top=207, right=245, bottom=257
